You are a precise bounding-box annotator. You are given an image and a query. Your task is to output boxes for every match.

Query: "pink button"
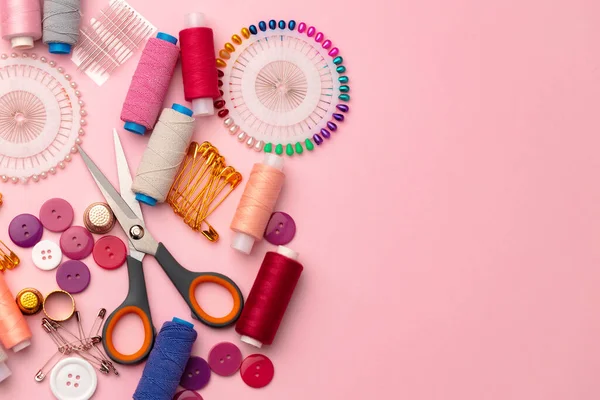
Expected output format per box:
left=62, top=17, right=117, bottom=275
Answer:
left=60, top=226, right=94, bottom=260
left=39, top=198, right=74, bottom=232
left=92, top=236, right=127, bottom=270
left=208, top=342, right=242, bottom=376
left=240, top=354, right=275, bottom=388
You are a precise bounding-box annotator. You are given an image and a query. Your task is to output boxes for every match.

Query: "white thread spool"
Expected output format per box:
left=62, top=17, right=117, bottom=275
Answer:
left=132, top=104, right=196, bottom=206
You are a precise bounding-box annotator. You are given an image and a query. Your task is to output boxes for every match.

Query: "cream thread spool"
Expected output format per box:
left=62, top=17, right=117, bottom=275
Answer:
left=230, top=154, right=285, bottom=254
left=132, top=104, right=196, bottom=206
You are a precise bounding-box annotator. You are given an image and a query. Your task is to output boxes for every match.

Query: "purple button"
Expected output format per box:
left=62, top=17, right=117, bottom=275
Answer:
left=9, top=213, right=44, bottom=248
left=208, top=342, right=242, bottom=376
left=264, top=212, right=296, bottom=245
left=173, top=391, right=203, bottom=400
left=39, top=198, right=74, bottom=232
left=56, top=260, right=91, bottom=294
left=179, top=356, right=211, bottom=391
left=60, top=226, right=94, bottom=260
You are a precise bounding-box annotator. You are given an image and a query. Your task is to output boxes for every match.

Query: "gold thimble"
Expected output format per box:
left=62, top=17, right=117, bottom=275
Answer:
left=84, top=202, right=116, bottom=234
left=16, top=288, right=44, bottom=315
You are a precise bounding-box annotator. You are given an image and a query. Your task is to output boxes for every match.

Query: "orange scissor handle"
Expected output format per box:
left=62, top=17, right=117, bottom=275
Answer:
left=102, top=256, right=155, bottom=365
left=154, top=243, right=244, bottom=328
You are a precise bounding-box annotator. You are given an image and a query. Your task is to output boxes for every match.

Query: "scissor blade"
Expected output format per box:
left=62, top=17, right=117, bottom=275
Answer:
left=78, top=145, right=158, bottom=256
left=112, top=130, right=146, bottom=261
left=113, top=129, right=144, bottom=224
left=78, top=145, right=140, bottom=223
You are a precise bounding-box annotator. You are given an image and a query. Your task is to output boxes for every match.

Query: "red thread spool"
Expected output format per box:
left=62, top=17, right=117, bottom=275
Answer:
left=179, top=13, right=220, bottom=117
left=236, top=247, right=303, bottom=348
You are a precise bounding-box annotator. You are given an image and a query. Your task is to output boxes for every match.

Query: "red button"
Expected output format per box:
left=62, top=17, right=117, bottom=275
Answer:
left=39, top=198, right=74, bottom=232
left=92, top=236, right=126, bottom=270
left=240, top=354, right=275, bottom=388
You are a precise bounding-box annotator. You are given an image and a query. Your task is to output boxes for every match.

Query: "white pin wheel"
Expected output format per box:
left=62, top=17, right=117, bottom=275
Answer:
left=0, top=53, right=85, bottom=183
left=214, top=19, right=350, bottom=157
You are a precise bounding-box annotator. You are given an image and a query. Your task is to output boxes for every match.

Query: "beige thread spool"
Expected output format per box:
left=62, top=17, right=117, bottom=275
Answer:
left=132, top=105, right=196, bottom=206
left=230, top=154, right=285, bottom=254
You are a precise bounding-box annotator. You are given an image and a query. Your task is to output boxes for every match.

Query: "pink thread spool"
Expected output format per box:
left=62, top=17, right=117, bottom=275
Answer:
left=121, top=32, right=179, bottom=135
left=230, top=154, right=285, bottom=254
left=0, top=0, right=42, bottom=49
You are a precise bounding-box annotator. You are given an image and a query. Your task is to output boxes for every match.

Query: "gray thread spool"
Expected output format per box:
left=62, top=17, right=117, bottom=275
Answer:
left=42, top=0, right=80, bottom=54
left=132, top=106, right=196, bottom=206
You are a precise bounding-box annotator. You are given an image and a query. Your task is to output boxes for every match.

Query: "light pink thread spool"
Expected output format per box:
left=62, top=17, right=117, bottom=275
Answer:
left=0, top=0, right=42, bottom=49
left=230, top=154, right=285, bottom=254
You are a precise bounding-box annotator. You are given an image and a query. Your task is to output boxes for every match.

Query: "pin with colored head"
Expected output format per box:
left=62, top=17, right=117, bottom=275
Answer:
left=134, top=103, right=194, bottom=207
left=123, top=32, right=179, bottom=136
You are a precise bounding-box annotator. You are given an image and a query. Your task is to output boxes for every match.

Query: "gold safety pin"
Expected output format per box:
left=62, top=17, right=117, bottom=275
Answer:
left=0, top=240, right=20, bottom=272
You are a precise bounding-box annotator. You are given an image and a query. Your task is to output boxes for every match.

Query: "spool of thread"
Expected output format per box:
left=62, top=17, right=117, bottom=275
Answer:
left=0, top=0, right=42, bottom=49
left=236, top=246, right=303, bottom=348
left=42, top=0, right=80, bottom=54
left=132, top=104, right=196, bottom=206
left=121, top=32, right=180, bottom=135
left=230, top=154, right=285, bottom=254
left=133, top=318, right=197, bottom=400
left=0, top=272, right=32, bottom=352
left=179, top=13, right=220, bottom=117
left=0, top=344, right=10, bottom=383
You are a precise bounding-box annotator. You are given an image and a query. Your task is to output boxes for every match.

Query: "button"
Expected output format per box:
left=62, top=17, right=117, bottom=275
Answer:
left=174, top=391, right=203, bottom=400
left=208, top=342, right=242, bottom=376
left=240, top=354, right=275, bottom=388
left=39, top=198, right=74, bottom=232
left=50, top=357, right=97, bottom=400
left=60, top=226, right=94, bottom=260
left=83, top=203, right=115, bottom=234
left=8, top=213, right=43, bottom=248
left=32, top=240, right=63, bottom=270
left=56, top=261, right=91, bottom=294
left=92, top=236, right=126, bottom=270
left=16, top=288, right=44, bottom=315
left=264, top=212, right=296, bottom=245
left=179, top=356, right=211, bottom=391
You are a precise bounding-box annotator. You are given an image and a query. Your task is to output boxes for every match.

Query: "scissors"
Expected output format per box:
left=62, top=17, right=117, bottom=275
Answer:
left=78, top=130, right=244, bottom=365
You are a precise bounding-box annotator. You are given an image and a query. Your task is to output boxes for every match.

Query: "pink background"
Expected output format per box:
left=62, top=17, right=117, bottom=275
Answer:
left=2, top=0, right=600, bottom=398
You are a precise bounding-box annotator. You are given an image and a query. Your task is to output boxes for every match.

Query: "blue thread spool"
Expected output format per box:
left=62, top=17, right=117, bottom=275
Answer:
left=133, top=318, right=197, bottom=400
left=123, top=32, right=179, bottom=136
left=49, top=42, right=72, bottom=55
left=134, top=103, right=193, bottom=207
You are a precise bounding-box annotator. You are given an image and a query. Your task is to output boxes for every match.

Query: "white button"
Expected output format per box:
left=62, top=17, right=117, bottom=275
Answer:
left=50, top=357, right=97, bottom=400
left=32, top=240, right=62, bottom=271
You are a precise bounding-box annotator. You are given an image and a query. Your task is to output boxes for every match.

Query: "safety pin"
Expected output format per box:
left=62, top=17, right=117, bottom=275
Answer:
left=0, top=240, right=19, bottom=271
left=54, top=315, right=118, bottom=375
left=35, top=336, right=104, bottom=382
left=41, top=317, right=118, bottom=376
